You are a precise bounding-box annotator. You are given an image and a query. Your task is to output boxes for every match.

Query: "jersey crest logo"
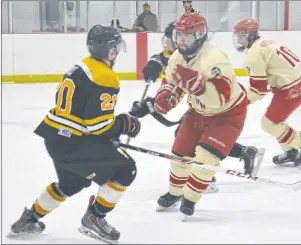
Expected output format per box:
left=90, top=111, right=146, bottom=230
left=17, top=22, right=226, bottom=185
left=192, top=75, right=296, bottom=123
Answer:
left=211, top=67, right=221, bottom=77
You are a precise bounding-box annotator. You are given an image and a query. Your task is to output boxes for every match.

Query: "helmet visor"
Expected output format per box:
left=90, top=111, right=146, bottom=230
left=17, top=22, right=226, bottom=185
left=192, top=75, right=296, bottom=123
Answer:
left=233, top=31, right=248, bottom=52
left=108, top=38, right=126, bottom=60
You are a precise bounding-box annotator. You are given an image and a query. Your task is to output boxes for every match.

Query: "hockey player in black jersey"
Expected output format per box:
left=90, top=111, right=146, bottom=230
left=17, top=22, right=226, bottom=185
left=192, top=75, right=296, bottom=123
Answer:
left=129, top=21, right=264, bottom=196
left=8, top=25, right=141, bottom=244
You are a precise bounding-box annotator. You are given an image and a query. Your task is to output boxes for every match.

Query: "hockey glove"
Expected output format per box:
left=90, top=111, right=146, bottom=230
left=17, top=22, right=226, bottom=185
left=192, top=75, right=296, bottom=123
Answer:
left=172, top=64, right=206, bottom=96
left=142, top=54, right=164, bottom=82
left=116, top=113, right=141, bottom=138
left=154, top=82, right=182, bottom=114
left=129, top=97, right=155, bottom=118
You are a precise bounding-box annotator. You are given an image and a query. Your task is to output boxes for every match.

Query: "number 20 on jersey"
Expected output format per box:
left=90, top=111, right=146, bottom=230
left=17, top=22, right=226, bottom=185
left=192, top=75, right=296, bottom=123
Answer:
left=56, top=79, right=117, bottom=114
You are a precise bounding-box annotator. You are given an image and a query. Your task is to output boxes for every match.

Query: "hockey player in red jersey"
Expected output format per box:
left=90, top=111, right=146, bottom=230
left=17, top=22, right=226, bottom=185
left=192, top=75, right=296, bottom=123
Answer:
left=233, top=19, right=301, bottom=166
left=130, top=20, right=263, bottom=194
left=149, top=13, right=248, bottom=217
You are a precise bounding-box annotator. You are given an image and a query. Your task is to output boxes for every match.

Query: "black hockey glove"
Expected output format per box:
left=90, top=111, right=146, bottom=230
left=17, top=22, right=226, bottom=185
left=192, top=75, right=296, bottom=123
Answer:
left=142, top=54, right=164, bottom=82
left=129, top=97, right=155, bottom=118
left=116, top=113, right=141, bottom=138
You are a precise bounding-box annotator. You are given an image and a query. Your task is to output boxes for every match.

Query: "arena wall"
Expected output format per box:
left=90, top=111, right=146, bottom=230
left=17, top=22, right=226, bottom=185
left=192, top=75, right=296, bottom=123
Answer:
left=2, top=31, right=301, bottom=83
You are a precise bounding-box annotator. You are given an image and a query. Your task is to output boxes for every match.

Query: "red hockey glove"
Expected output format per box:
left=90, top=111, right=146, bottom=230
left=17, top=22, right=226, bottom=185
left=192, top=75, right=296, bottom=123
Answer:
left=172, top=64, right=206, bottom=96
left=154, top=82, right=181, bottom=114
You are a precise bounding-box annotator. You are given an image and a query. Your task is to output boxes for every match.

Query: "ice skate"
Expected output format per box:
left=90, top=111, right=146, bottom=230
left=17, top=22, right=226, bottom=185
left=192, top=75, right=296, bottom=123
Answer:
left=273, top=149, right=301, bottom=167
left=241, top=146, right=265, bottom=176
left=7, top=207, right=45, bottom=239
left=179, top=198, right=196, bottom=222
left=156, top=192, right=182, bottom=212
left=203, top=177, right=219, bottom=194
left=78, top=196, right=120, bottom=244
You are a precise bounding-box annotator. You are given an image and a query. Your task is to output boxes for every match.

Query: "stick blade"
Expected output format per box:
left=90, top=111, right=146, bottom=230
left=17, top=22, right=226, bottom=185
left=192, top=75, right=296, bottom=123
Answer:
left=292, top=180, right=301, bottom=191
left=252, top=148, right=266, bottom=177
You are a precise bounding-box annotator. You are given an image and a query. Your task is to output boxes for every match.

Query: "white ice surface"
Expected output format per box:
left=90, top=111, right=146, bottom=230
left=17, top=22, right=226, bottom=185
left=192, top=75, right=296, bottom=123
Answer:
left=2, top=79, right=301, bottom=244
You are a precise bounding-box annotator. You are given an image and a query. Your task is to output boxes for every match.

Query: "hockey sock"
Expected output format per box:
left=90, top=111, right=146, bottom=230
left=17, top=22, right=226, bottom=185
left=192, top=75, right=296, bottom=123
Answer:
left=32, top=183, right=67, bottom=219
left=94, top=181, right=127, bottom=215
left=228, top=142, right=244, bottom=158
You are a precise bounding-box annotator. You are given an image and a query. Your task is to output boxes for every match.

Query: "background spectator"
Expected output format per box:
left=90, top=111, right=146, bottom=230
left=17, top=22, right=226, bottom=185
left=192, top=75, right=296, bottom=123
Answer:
left=182, top=1, right=200, bottom=14
left=132, top=2, right=158, bottom=32
left=110, top=19, right=132, bottom=32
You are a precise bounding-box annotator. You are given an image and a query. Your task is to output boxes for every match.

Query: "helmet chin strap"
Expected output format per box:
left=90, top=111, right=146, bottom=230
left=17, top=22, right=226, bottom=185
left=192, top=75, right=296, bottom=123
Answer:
left=181, top=41, right=204, bottom=60
left=236, top=44, right=245, bottom=52
left=109, top=55, right=118, bottom=68
left=187, top=45, right=202, bottom=59
left=107, top=48, right=119, bottom=68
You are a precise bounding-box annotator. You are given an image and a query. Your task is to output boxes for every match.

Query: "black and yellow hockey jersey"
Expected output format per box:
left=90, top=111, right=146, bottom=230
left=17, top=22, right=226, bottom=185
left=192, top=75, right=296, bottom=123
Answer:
left=159, top=49, right=170, bottom=68
left=34, top=56, right=122, bottom=140
left=149, top=49, right=171, bottom=80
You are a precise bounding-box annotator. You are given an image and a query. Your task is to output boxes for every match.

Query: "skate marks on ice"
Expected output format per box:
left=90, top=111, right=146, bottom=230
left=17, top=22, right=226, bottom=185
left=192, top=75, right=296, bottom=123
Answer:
left=5, top=232, right=47, bottom=244
left=2, top=120, right=35, bottom=130
left=4, top=223, right=122, bottom=245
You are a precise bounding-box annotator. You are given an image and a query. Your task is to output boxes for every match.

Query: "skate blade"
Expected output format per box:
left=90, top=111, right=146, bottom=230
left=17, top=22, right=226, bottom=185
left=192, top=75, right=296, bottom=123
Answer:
left=276, top=162, right=301, bottom=168
left=156, top=201, right=181, bottom=212
left=252, top=148, right=266, bottom=176
left=203, top=186, right=219, bottom=194
left=180, top=214, right=188, bottom=222
left=180, top=212, right=194, bottom=222
left=78, top=225, right=118, bottom=244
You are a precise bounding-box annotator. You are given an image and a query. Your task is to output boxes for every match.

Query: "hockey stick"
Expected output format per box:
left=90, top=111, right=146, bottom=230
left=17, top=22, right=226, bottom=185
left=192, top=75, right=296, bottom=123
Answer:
left=150, top=111, right=182, bottom=127
left=166, top=1, right=240, bottom=102
left=124, top=78, right=154, bottom=152
left=113, top=141, right=301, bottom=191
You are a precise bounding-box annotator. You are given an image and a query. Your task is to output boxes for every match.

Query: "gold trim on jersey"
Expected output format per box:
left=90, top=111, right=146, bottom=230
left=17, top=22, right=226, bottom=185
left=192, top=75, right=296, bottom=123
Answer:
left=80, top=56, right=120, bottom=89
left=162, top=49, right=170, bottom=58
left=44, top=114, right=86, bottom=136
left=53, top=109, right=86, bottom=126
left=44, top=108, right=89, bottom=136
left=85, top=113, right=115, bottom=135
left=43, top=109, right=116, bottom=136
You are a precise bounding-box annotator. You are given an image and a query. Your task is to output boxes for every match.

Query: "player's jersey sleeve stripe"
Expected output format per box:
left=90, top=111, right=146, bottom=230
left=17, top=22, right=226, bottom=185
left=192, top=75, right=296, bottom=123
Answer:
left=249, top=77, right=268, bottom=95
left=250, top=75, right=268, bottom=80
left=84, top=113, right=115, bottom=126
left=87, top=118, right=115, bottom=132
left=54, top=110, right=86, bottom=126
left=280, top=77, right=301, bottom=90
left=47, top=112, right=89, bottom=133
left=90, top=120, right=116, bottom=135
left=43, top=116, right=83, bottom=136
left=249, top=87, right=268, bottom=95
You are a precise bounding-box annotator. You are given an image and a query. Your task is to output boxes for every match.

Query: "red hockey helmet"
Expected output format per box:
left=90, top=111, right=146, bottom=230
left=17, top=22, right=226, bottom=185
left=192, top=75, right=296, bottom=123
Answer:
left=233, top=18, right=260, bottom=52
left=173, top=13, right=208, bottom=57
